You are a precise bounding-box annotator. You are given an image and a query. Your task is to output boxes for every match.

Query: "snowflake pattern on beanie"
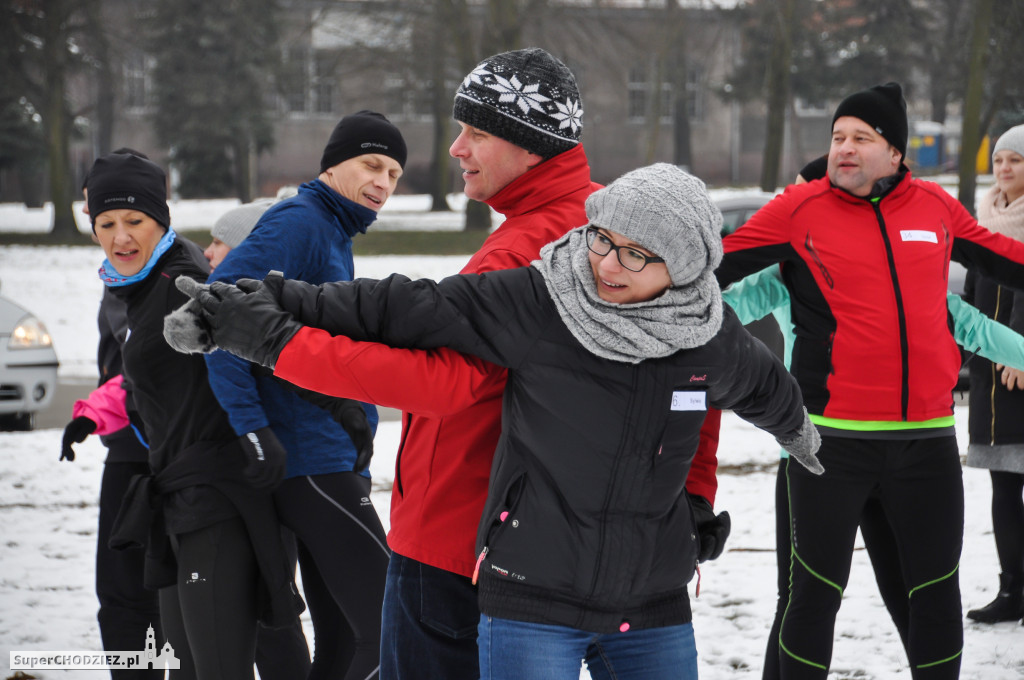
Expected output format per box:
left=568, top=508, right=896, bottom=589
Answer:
left=462, top=63, right=583, bottom=136
left=454, top=48, right=583, bottom=158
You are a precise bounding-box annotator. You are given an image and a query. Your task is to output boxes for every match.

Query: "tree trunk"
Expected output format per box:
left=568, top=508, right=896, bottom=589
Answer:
left=43, top=0, right=80, bottom=240
left=440, top=0, right=490, bottom=229
left=668, top=2, right=692, bottom=170
left=428, top=1, right=452, bottom=212
left=957, top=0, right=995, bottom=216
left=86, top=0, right=115, bottom=155
left=233, top=138, right=254, bottom=203
left=759, top=0, right=795, bottom=192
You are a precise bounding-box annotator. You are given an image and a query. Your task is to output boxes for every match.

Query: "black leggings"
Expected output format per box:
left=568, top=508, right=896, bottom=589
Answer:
left=778, top=436, right=963, bottom=680
left=161, top=516, right=260, bottom=680
left=990, top=470, right=1024, bottom=574
left=762, top=459, right=911, bottom=680
left=275, top=472, right=390, bottom=680
left=96, top=461, right=164, bottom=680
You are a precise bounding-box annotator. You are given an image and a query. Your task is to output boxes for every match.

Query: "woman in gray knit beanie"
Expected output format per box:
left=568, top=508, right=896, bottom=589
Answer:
left=535, top=163, right=724, bottom=362
left=169, top=163, right=821, bottom=680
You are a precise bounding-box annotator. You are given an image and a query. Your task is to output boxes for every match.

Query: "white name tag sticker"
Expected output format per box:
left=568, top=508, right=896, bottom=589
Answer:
left=900, top=230, right=938, bottom=243
left=670, top=391, right=706, bottom=411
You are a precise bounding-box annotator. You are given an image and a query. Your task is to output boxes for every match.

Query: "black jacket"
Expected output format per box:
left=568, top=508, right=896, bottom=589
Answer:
left=108, top=238, right=302, bottom=621
left=279, top=266, right=807, bottom=632
left=110, top=239, right=239, bottom=534
left=98, top=238, right=209, bottom=462
left=964, top=268, right=1024, bottom=445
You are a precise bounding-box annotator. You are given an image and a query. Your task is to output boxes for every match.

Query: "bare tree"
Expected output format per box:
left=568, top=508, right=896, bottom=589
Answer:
left=6, top=0, right=92, bottom=239
left=759, top=0, right=796, bottom=191
left=957, top=0, right=995, bottom=215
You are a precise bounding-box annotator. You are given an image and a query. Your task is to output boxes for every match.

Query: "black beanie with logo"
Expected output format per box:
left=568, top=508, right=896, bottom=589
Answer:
left=319, top=110, right=407, bottom=173
left=832, top=82, right=908, bottom=159
left=86, top=153, right=170, bottom=231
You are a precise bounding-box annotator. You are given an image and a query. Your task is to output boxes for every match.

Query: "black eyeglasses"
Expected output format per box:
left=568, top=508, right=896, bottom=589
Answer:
left=585, top=227, right=665, bottom=273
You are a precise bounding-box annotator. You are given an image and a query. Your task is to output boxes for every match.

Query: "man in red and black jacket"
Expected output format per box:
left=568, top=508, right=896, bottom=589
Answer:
left=717, top=82, right=1024, bottom=680
left=269, top=48, right=724, bottom=679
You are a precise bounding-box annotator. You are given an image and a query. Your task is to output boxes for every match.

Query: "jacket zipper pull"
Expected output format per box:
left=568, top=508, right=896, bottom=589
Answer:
left=472, top=546, right=488, bottom=585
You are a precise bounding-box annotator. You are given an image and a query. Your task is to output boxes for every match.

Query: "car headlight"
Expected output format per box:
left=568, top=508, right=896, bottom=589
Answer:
left=9, top=315, right=53, bottom=349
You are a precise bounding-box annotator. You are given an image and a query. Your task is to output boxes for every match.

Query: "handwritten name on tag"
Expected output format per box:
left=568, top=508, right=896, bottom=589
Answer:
left=900, top=230, right=937, bottom=243
left=670, top=391, right=706, bottom=411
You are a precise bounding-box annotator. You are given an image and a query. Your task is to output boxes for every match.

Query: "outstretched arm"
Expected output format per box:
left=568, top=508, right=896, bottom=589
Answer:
left=948, top=292, right=1024, bottom=371
left=274, top=328, right=507, bottom=418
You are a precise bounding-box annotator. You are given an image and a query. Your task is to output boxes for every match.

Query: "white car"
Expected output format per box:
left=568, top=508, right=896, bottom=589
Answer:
left=0, top=282, right=58, bottom=430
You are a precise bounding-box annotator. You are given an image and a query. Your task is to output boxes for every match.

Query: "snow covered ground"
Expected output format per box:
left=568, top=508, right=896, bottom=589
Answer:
left=1, top=188, right=1021, bottom=679
left=2, top=409, right=1022, bottom=679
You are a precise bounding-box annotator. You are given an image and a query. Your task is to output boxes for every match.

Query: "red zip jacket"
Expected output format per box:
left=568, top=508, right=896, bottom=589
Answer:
left=276, top=145, right=722, bottom=576
left=717, top=171, right=1024, bottom=425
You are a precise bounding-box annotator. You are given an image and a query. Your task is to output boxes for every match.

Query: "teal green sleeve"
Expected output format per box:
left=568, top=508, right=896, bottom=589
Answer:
left=721, top=267, right=790, bottom=325
left=722, top=265, right=795, bottom=369
left=948, top=292, right=1024, bottom=370
left=723, top=266, right=795, bottom=459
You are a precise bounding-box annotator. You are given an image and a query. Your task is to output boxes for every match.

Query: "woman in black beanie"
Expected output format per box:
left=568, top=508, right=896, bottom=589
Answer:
left=87, top=152, right=303, bottom=680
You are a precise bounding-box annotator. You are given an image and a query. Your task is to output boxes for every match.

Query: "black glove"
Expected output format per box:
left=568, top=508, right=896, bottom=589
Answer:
left=238, top=426, right=288, bottom=491
left=172, top=271, right=301, bottom=368
left=252, top=364, right=376, bottom=474
left=60, top=416, right=97, bottom=462
left=286, top=385, right=374, bottom=472
left=691, top=495, right=731, bottom=562
left=330, top=400, right=374, bottom=473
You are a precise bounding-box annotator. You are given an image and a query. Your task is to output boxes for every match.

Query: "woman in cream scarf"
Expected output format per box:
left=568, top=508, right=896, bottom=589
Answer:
left=966, top=123, right=1024, bottom=624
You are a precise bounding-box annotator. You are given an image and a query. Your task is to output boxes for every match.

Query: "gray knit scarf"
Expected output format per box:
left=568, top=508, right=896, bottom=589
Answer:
left=533, top=226, right=723, bottom=364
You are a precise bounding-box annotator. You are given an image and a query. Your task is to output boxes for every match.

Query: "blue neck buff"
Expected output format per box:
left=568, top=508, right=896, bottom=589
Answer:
left=98, top=228, right=177, bottom=287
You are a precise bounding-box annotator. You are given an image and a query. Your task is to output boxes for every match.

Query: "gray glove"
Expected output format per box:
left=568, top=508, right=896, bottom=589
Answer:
left=776, top=408, right=824, bottom=475
left=164, top=295, right=217, bottom=354
left=168, top=272, right=302, bottom=369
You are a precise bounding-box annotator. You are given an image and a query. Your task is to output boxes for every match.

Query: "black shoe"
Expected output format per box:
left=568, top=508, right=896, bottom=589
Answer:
left=967, top=573, right=1024, bottom=623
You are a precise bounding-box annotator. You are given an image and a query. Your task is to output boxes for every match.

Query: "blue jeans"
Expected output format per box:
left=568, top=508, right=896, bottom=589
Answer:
left=380, top=552, right=480, bottom=680
left=477, top=616, right=698, bottom=680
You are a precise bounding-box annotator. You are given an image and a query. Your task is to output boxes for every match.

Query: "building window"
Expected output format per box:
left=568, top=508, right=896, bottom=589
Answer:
left=628, top=60, right=704, bottom=124
left=685, top=66, right=703, bottom=122
left=124, top=51, right=152, bottom=111
left=281, top=47, right=309, bottom=114
left=382, top=77, right=433, bottom=122
left=627, top=64, right=650, bottom=122
left=313, top=53, right=335, bottom=115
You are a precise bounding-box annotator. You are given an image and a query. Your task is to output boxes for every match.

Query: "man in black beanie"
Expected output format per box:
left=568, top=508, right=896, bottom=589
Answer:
left=717, top=82, right=1024, bottom=680
left=196, top=110, right=403, bottom=679
left=827, top=81, right=908, bottom=197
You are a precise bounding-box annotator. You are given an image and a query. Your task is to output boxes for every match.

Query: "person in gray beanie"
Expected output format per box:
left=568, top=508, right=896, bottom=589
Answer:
left=993, top=123, right=1024, bottom=169
left=204, top=199, right=274, bottom=270
left=963, top=121, right=1024, bottom=625
left=167, top=162, right=821, bottom=679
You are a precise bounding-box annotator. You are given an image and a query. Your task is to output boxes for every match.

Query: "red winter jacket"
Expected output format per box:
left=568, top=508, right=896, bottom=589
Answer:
left=717, top=171, right=1024, bottom=425
left=276, top=145, right=722, bottom=576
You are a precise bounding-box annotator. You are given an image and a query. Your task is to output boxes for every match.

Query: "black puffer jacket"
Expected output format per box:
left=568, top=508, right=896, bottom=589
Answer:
left=279, top=266, right=807, bottom=632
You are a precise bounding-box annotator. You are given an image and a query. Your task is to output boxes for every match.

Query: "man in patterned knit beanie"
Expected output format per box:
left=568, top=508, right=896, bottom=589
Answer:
left=452, top=47, right=582, bottom=160
left=287, top=47, right=712, bottom=680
